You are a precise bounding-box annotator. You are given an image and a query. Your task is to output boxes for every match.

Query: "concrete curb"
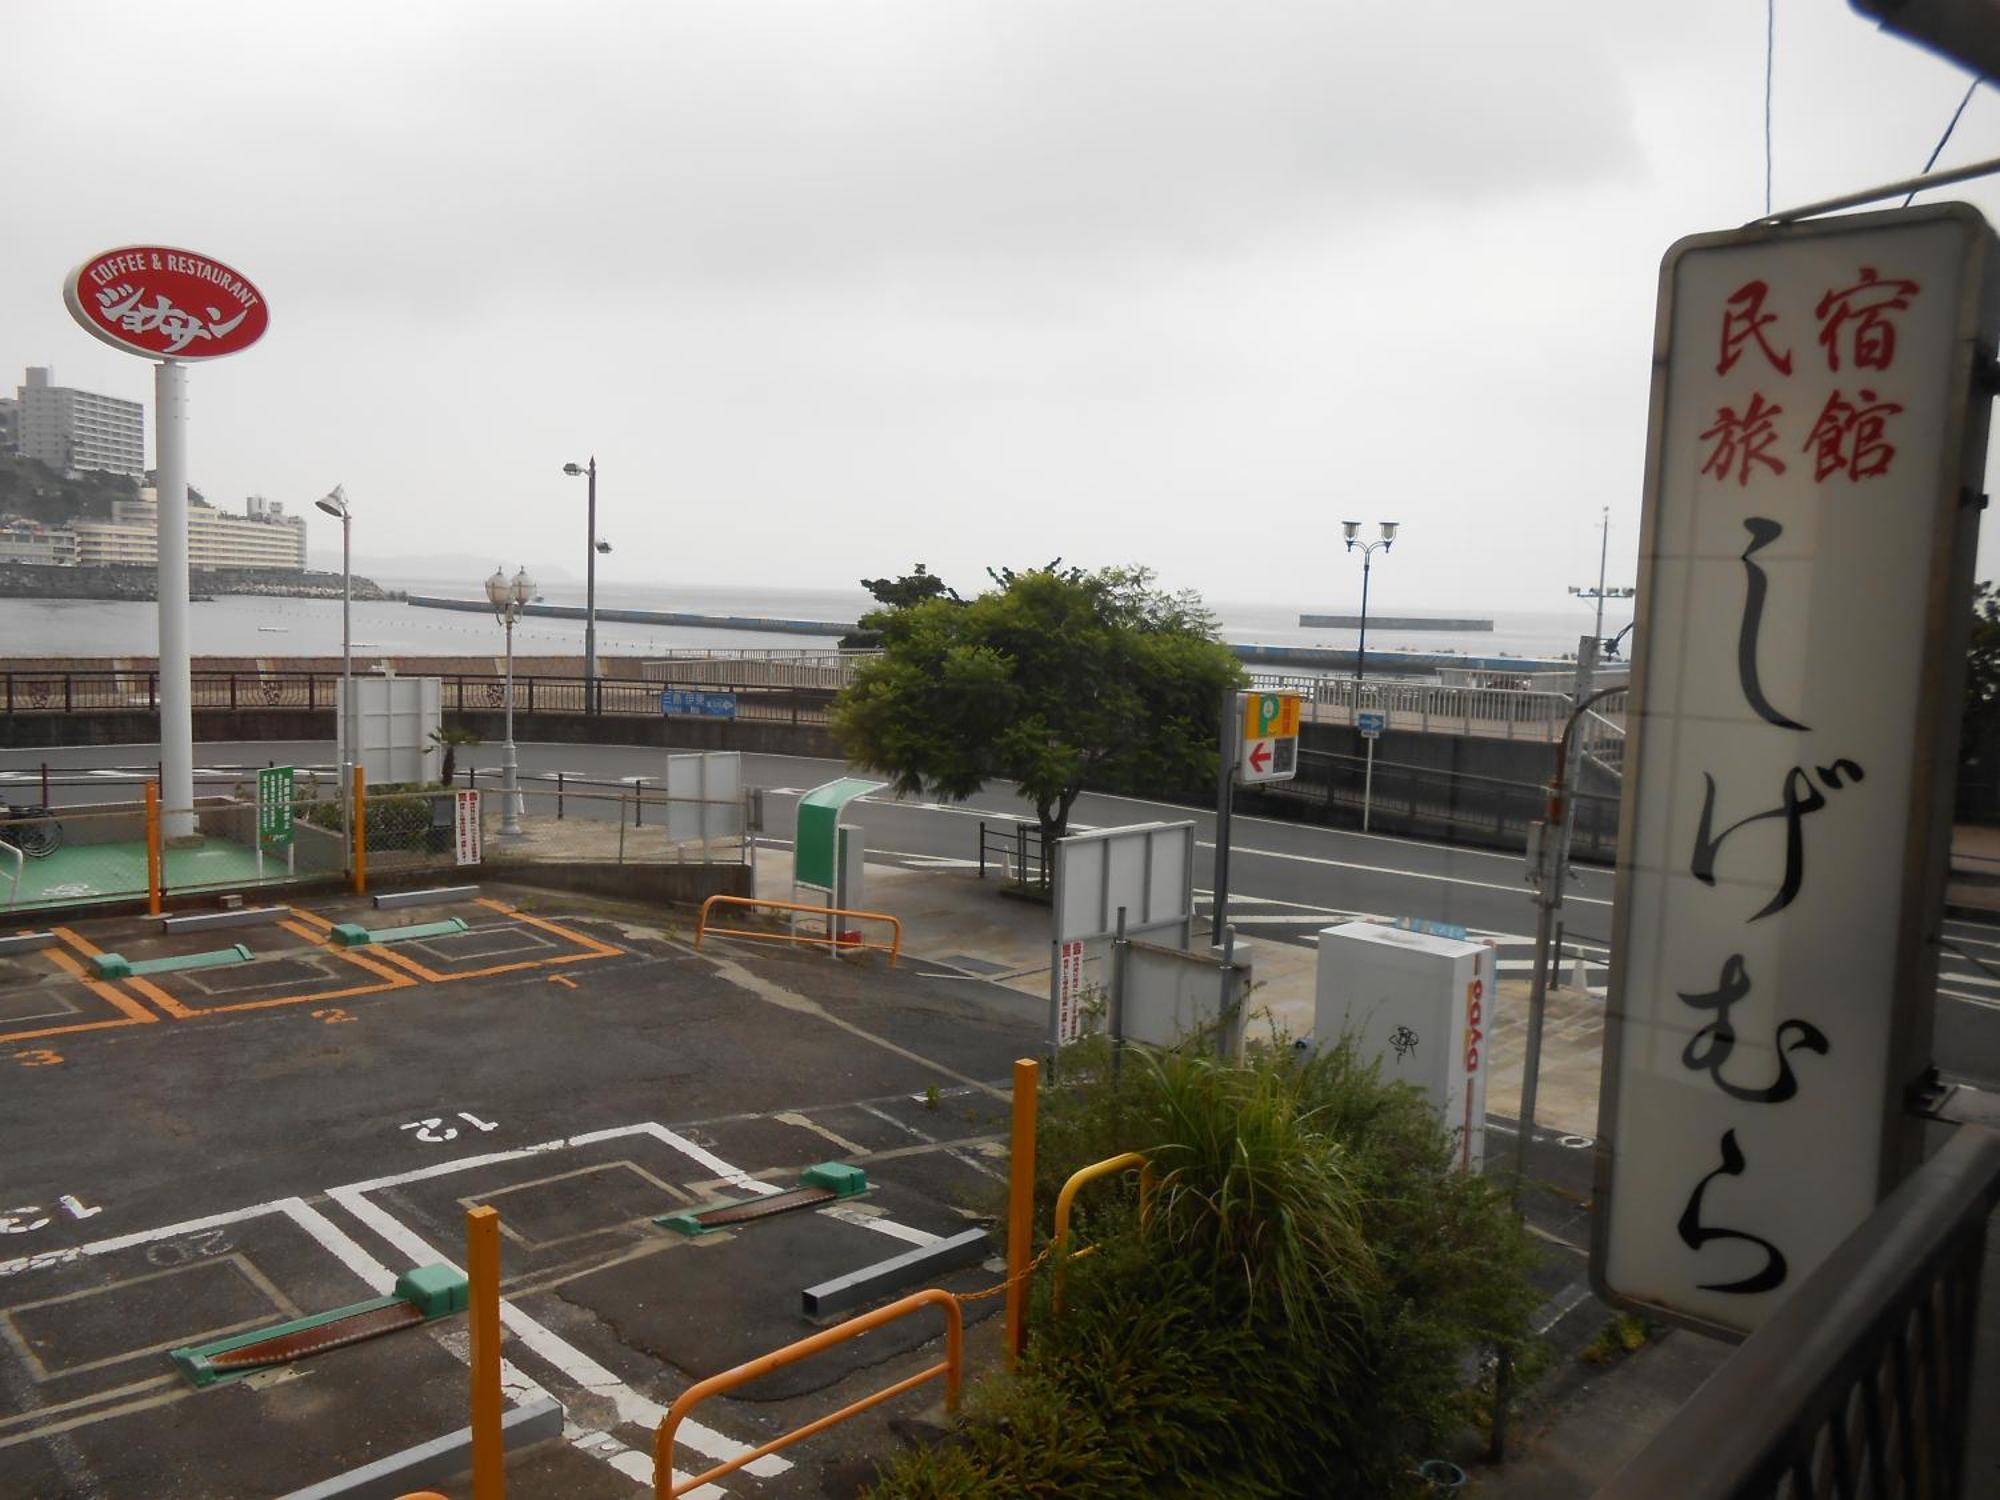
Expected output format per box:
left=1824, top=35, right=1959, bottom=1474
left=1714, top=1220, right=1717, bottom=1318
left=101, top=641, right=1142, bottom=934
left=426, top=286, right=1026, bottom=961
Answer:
left=0, top=931, right=55, bottom=955
left=274, top=1395, right=564, bottom=1500
left=374, top=885, right=480, bottom=910
left=161, top=906, right=288, bottom=933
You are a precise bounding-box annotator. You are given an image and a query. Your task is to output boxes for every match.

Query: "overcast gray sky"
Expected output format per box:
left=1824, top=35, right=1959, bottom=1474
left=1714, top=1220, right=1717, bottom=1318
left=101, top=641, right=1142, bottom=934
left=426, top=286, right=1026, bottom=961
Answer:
left=5, top=1, right=1998, bottom=614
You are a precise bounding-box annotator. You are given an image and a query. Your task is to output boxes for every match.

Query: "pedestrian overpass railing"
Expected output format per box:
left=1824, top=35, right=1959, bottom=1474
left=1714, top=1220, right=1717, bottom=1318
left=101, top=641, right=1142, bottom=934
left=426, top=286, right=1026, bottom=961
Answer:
left=1247, top=673, right=1629, bottom=744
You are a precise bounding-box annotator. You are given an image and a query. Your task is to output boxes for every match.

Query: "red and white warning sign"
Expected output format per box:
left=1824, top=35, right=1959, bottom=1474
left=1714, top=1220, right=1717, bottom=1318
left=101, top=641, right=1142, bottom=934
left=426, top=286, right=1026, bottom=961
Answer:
left=1056, top=939, right=1086, bottom=1043
left=454, top=790, right=483, bottom=866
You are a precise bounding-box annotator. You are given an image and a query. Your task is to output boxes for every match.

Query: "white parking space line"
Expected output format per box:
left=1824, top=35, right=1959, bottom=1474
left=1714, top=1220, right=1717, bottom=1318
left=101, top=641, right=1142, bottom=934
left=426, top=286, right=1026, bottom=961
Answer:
left=1939, top=987, right=2000, bottom=1013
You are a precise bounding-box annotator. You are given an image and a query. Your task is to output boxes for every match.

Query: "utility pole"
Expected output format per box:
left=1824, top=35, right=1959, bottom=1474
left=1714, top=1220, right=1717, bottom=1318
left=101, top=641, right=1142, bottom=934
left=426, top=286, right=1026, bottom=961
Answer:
left=1568, top=508, right=1633, bottom=649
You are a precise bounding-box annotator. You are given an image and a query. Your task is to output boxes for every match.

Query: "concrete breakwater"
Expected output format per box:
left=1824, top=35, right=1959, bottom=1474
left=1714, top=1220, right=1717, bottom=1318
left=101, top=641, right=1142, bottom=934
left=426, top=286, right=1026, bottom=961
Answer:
left=406, top=593, right=856, bottom=636
left=1297, top=614, right=1493, bottom=631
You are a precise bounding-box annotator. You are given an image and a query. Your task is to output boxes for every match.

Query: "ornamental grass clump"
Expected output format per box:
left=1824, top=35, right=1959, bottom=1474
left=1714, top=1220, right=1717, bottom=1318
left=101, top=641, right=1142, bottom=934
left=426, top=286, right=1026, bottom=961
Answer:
left=867, top=1039, right=1540, bottom=1499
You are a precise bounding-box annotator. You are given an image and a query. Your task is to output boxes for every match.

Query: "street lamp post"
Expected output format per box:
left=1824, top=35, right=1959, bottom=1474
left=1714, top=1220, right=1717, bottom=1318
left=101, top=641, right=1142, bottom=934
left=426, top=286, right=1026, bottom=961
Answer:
left=1341, top=520, right=1399, bottom=688
left=561, top=459, right=603, bottom=713
left=485, top=564, right=535, bottom=838
left=315, top=487, right=352, bottom=854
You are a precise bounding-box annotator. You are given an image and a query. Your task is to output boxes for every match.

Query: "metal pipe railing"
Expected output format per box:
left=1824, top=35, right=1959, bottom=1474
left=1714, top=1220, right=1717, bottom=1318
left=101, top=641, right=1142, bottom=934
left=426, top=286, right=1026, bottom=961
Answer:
left=651, top=1287, right=961, bottom=1496
left=693, top=895, right=902, bottom=964
left=1051, top=1151, right=1156, bottom=1314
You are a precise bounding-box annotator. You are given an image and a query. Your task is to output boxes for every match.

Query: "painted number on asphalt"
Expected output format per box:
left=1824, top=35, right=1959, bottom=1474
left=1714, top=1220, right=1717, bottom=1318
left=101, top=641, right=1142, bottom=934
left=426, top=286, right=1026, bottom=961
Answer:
left=14, top=1049, right=63, bottom=1068
left=146, top=1228, right=232, bottom=1266
left=312, top=1007, right=356, bottom=1025
left=1, top=1195, right=105, bottom=1235
left=401, top=1112, right=500, bottom=1144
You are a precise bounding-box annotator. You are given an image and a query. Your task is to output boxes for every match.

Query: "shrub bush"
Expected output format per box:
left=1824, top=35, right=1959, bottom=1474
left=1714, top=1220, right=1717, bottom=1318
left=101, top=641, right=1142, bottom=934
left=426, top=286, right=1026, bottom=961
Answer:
left=867, top=1039, right=1540, bottom=1498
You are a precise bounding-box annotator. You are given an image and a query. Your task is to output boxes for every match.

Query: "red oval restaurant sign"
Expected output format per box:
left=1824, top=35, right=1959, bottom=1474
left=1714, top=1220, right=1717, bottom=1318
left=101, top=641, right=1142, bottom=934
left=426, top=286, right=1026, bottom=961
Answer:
left=63, top=246, right=268, bottom=361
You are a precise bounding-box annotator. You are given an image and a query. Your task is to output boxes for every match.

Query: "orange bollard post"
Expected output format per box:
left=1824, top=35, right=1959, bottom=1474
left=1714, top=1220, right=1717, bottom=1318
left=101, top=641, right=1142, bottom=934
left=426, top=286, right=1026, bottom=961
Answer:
left=1005, top=1057, right=1038, bottom=1369
left=352, top=765, right=367, bottom=896
left=145, top=781, right=162, bottom=916
left=467, top=1205, right=503, bottom=1500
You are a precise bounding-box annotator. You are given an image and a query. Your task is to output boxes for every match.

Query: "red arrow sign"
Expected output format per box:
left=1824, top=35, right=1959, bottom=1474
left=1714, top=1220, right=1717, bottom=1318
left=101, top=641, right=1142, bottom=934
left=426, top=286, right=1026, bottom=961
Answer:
left=1247, top=740, right=1272, bottom=774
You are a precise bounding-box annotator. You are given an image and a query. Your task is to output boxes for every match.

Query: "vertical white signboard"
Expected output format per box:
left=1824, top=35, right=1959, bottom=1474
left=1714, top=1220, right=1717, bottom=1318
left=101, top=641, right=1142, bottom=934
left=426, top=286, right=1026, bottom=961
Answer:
left=1594, top=205, right=1998, bottom=1337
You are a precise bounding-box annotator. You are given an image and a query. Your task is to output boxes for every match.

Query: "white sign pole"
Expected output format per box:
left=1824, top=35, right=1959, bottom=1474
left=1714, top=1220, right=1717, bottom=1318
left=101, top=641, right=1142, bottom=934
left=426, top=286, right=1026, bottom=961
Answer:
left=154, top=359, right=195, bottom=840
left=1362, top=738, right=1376, bottom=831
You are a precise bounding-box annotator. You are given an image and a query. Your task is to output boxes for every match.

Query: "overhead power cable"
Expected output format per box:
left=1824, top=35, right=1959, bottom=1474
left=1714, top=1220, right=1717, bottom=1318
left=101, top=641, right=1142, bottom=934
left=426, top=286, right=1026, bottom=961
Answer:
left=1903, top=75, right=1986, bottom=206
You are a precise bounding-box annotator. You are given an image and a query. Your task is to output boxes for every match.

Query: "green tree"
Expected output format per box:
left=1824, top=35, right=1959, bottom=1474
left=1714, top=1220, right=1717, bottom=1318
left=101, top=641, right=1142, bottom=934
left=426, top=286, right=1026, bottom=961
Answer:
left=860, top=562, right=960, bottom=609
left=832, top=564, right=1244, bottom=844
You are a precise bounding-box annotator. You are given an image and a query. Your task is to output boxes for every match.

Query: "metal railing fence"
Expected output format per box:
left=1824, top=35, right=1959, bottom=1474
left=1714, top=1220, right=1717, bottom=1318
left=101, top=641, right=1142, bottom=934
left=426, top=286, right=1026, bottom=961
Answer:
left=1246, top=672, right=1630, bottom=744
left=1244, top=747, right=1622, bottom=860
left=0, top=669, right=837, bottom=725
left=1598, top=1124, right=2000, bottom=1500
left=977, top=819, right=1052, bottom=889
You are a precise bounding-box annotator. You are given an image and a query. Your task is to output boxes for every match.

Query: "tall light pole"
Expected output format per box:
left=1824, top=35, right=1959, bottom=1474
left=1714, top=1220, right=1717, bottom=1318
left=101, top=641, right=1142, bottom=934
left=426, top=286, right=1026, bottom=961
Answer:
left=485, top=564, right=535, bottom=838
left=562, top=458, right=601, bottom=714
left=1341, top=520, right=1399, bottom=687
left=315, top=486, right=352, bottom=852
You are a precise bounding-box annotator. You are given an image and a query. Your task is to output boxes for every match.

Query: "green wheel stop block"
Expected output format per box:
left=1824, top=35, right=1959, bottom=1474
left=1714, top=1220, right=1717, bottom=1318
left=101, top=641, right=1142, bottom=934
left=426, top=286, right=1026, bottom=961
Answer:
left=93, top=944, right=252, bottom=980
left=335, top=917, right=469, bottom=949
left=394, top=1262, right=469, bottom=1317
left=802, top=1162, right=868, bottom=1197
left=656, top=1210, right=716, bottom=1237
left=170, top=1262, right=466, bottom=1387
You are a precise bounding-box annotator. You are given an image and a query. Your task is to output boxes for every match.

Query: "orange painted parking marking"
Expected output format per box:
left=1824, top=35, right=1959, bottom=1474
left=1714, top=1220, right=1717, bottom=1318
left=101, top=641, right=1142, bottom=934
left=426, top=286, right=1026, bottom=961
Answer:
left=50, top=926, right=192, bottom=1018
left=548, top=975, right=578, bottom=990
left=128, top=918, right=424, bottom=1019
left=475, top=899, right=623, bottom=958
left=0, top=947, right=160, bottom=1045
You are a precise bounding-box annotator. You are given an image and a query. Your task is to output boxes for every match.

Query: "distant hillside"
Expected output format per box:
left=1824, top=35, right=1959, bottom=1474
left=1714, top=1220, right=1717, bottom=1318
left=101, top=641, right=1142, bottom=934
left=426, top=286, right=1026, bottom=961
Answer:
left=0, top=452, right=208, bottom=524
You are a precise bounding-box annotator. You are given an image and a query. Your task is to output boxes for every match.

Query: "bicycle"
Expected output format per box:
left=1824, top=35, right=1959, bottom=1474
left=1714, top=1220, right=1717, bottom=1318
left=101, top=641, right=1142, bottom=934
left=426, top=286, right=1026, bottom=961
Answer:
left=0, top=804, right=64, bottom=859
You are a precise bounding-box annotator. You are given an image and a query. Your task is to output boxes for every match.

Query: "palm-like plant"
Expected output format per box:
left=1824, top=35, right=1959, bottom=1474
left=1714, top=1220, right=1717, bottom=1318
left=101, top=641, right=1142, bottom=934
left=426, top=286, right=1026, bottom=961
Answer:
left=426, top=726, right=481, bottom=786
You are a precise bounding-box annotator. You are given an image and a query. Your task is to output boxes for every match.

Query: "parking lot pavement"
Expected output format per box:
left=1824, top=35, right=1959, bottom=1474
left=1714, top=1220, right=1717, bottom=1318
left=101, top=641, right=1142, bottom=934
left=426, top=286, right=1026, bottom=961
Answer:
left=0, top=886, right=1041, bottom=1498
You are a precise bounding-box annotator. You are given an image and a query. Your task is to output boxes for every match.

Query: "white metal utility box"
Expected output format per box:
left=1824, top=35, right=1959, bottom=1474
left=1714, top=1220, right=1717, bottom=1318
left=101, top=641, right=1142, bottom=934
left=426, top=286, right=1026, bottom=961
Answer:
left=1314, top=921, right=1492, bottom=1171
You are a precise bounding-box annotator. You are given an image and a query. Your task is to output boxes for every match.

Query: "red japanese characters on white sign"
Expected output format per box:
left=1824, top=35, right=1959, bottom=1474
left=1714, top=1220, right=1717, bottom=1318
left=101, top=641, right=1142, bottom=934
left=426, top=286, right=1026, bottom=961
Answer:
left=1594, top=206, right=1998, bottom=1338
left=1057, top=939, right=1086, bottom=1044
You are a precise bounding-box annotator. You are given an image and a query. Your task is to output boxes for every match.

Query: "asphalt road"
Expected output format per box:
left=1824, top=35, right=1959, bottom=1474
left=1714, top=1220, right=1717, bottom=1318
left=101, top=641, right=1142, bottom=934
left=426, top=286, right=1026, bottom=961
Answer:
left=6, top=736, right=1998, bottom=1088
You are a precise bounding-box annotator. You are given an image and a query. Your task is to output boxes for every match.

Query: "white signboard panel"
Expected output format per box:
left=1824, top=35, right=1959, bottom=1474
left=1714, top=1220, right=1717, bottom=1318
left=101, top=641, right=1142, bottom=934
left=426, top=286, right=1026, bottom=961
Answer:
left=339, top=676, right=442, bottom=786
left=664, top=750, right=743, bottom=844
left=1053, top=821, right=1195, bottom=943
left=1051, top=821, right=1196, bottom=1053
left=1595, top=205, right=1996, bottom=1337
left=1315, top=923, right=1490, bottom=1170
left=1236, top=691, right=1301, bottom=784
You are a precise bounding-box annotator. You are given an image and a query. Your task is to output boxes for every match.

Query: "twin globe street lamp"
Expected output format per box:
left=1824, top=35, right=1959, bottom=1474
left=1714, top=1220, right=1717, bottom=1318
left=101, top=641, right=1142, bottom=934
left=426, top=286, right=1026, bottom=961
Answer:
left=1342, top=519, right=1400, bottom=687
left=485, top=564, right=535, bottom=838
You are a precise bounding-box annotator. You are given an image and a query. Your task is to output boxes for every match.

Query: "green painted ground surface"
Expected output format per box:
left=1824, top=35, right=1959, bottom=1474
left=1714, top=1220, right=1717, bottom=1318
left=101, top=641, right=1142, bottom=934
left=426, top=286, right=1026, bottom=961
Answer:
left=2, top=838, right=282, bottom=913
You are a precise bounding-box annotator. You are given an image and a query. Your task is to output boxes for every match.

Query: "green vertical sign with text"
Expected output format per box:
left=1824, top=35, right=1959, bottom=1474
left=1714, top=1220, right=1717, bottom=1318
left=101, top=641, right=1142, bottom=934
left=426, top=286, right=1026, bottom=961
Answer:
left=258, top=766, right=294, bottom=849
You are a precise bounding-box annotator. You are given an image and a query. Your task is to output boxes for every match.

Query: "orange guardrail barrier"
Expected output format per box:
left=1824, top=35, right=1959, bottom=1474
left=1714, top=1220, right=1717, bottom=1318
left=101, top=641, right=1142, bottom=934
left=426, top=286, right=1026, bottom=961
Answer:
left=1051, top=1151, right=1155, bottom=1314
left=652, top=1287, right=960, bottom=1496
left=692, top=894, right=902, bottom=965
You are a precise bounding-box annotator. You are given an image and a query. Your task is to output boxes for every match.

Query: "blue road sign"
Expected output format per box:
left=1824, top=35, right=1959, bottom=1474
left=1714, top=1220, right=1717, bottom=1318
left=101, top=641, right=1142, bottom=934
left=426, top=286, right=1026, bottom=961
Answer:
left=660, top=689, right=738, bottom=719
left=1358, top=710, right=1387, bottom=738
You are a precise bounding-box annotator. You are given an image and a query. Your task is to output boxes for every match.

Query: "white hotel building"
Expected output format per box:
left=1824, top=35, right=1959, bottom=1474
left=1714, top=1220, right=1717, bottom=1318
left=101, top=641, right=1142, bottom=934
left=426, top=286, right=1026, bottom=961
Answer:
left=13, top=367, right=144, bottom=477
left=68, top=492, right=307, bottom=570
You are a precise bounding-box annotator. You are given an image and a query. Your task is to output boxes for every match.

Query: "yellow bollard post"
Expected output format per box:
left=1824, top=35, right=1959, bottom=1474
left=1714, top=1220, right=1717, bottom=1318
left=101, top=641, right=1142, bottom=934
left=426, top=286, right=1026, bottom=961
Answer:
left=352, top=765, right=367, bottom=896
left=467, top=1204, right=503, bottom=1500
left=1005, top=1057, right=1038, bottom=1369
left=145, top=781, right=162, bottom=916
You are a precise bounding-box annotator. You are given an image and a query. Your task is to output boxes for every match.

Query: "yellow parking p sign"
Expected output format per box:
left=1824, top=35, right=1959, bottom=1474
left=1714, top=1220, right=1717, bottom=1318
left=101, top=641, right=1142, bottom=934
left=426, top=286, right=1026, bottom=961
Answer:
left=1237, top=691, right=1302, bottom=784
left=1243, top=692, right=1300, bottom=741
